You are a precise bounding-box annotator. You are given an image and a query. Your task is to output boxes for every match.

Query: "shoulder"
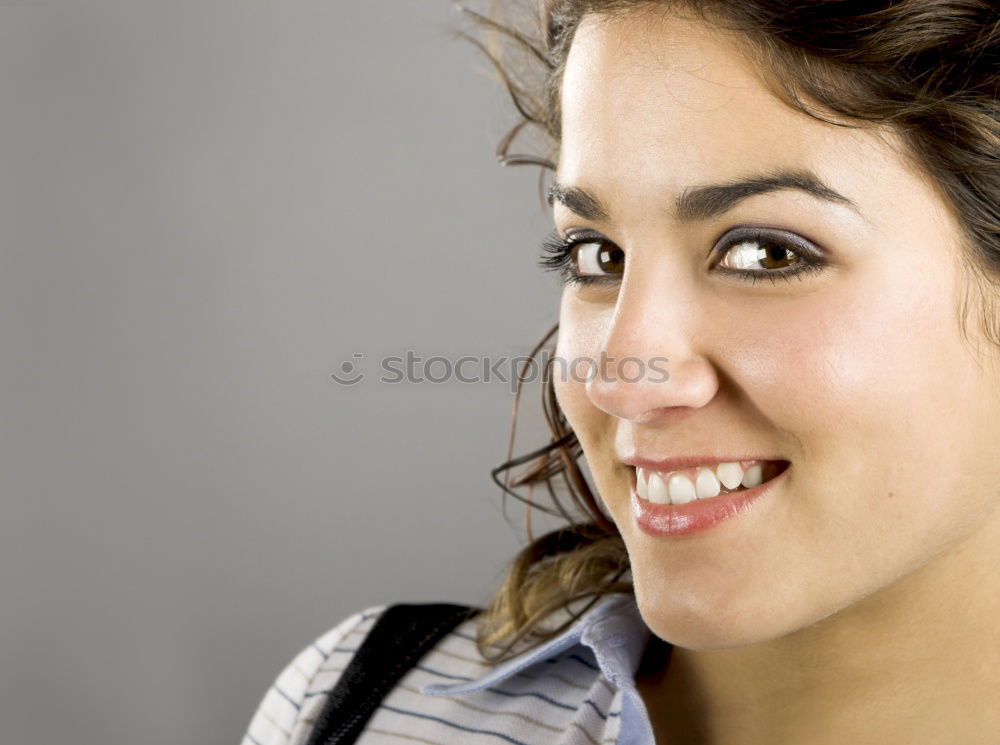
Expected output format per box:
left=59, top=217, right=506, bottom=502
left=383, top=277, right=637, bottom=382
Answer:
left=241, top=598, right=631, bottom=745
left=239, top=604, right=390, bottom=745
left=334, top=604, right=622, bottom=744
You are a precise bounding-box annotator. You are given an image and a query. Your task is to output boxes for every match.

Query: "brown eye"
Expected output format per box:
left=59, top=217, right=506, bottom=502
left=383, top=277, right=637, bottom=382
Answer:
left=711, top=228, right=827, bottom=285
left=575, top=240, right=625, bottom=277
left=719, top=237, right=803, bottom=272
left=726, top=238, right=802, bottom=269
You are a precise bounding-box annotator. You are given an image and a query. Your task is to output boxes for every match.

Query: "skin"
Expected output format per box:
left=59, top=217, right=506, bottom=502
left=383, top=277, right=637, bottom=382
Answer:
left=550, top=7, right=1000, bottom=744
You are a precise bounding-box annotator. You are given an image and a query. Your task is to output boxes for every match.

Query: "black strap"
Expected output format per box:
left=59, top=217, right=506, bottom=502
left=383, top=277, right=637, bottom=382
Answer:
left=304, top=602, right=481, bottom=745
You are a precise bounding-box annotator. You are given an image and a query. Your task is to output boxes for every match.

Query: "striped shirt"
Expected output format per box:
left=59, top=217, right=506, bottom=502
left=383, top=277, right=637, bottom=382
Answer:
left=239, top=591, right=661, bottom=745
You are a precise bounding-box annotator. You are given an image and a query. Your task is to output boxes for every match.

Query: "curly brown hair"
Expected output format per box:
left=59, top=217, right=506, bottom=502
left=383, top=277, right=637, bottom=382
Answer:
left=455, top=0, right=1000, bottom=663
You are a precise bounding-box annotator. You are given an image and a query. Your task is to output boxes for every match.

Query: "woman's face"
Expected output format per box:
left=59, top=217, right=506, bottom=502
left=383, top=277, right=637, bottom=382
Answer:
left=552, top=8, right=1000, bottom=649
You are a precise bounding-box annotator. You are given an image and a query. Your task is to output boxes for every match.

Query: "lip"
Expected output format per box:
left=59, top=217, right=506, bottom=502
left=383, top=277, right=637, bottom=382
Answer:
left=621, top=455, right=784, bottom=472
left=630, top=461, right=790, bottom=538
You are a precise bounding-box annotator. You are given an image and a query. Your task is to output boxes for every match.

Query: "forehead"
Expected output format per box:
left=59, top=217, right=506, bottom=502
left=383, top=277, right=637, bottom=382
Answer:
left=557, top=8, right=901, bottom=223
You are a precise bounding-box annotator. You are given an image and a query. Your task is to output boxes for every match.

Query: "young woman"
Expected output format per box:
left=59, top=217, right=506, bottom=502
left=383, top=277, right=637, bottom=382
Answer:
left=242, top=1, right=1000, bottom=743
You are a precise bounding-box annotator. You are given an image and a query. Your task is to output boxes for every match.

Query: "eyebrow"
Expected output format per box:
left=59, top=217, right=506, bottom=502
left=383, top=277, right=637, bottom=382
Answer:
left=547, top=168, right=862, bottom=224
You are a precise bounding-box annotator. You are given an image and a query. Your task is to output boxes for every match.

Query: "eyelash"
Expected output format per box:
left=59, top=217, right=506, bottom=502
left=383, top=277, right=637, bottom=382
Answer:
left=538, top=228, right=827, bottom=287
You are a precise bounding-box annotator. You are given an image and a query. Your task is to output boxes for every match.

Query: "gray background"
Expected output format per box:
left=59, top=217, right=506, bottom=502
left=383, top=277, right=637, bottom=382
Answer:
left=0, top=3, right=568, bottom=744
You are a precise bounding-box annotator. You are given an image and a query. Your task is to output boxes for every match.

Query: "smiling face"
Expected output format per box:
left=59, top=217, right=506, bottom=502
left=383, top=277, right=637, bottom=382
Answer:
left=550, top=7, right=1000, bottom=649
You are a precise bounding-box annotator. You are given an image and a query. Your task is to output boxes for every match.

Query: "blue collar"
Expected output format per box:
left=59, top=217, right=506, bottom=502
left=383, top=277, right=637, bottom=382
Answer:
left=420, top=591, right=653, bottom=696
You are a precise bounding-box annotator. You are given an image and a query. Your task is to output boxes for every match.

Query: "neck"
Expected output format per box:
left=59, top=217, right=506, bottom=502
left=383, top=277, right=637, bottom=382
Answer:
left=635, top=510, right=1000, bottom=745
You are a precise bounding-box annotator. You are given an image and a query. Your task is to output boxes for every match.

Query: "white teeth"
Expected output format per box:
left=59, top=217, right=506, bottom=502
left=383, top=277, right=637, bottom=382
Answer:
left=741, top=463, right=763, bottom=489
left=667, top=473, right=697, bottom=504
left=636, top=468, right=649, bottom=500
left=716, top=462, right=744, bottom=490
left=647, top=472, right=670, bottom=504
left=695, top=468, right=721, bottom=499
left=635, top=461, right=774, bottom=505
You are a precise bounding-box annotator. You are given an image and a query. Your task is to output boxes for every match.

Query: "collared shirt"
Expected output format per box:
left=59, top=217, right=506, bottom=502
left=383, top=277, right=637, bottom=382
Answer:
left=240, top=591, right=662, bottom=745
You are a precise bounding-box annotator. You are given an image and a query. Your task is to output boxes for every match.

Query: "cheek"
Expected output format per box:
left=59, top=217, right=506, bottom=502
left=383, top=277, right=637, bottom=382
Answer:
left=554, top=308, right=597, bottom=439
left=553, top=297, right=605, bottom=422
left=734, top=254, right=996, bottom=531
left=553, top=300, right=623, bottom=490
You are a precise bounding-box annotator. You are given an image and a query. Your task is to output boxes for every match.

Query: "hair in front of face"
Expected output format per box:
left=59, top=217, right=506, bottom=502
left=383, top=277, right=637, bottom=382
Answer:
left=456, top=0, right=1000, bottom=663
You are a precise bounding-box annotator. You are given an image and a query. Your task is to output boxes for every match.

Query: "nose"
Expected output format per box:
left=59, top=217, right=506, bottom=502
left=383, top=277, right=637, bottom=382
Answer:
left=583, top=273, right=720, bottom=424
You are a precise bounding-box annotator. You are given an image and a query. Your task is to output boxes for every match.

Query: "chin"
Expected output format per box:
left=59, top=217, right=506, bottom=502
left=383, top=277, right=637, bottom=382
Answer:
left=632, top=578, right=824, bottom=650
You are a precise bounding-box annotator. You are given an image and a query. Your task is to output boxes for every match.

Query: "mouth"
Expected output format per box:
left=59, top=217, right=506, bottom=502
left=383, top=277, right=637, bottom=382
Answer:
left=628, top=459, right=792, bottom=537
